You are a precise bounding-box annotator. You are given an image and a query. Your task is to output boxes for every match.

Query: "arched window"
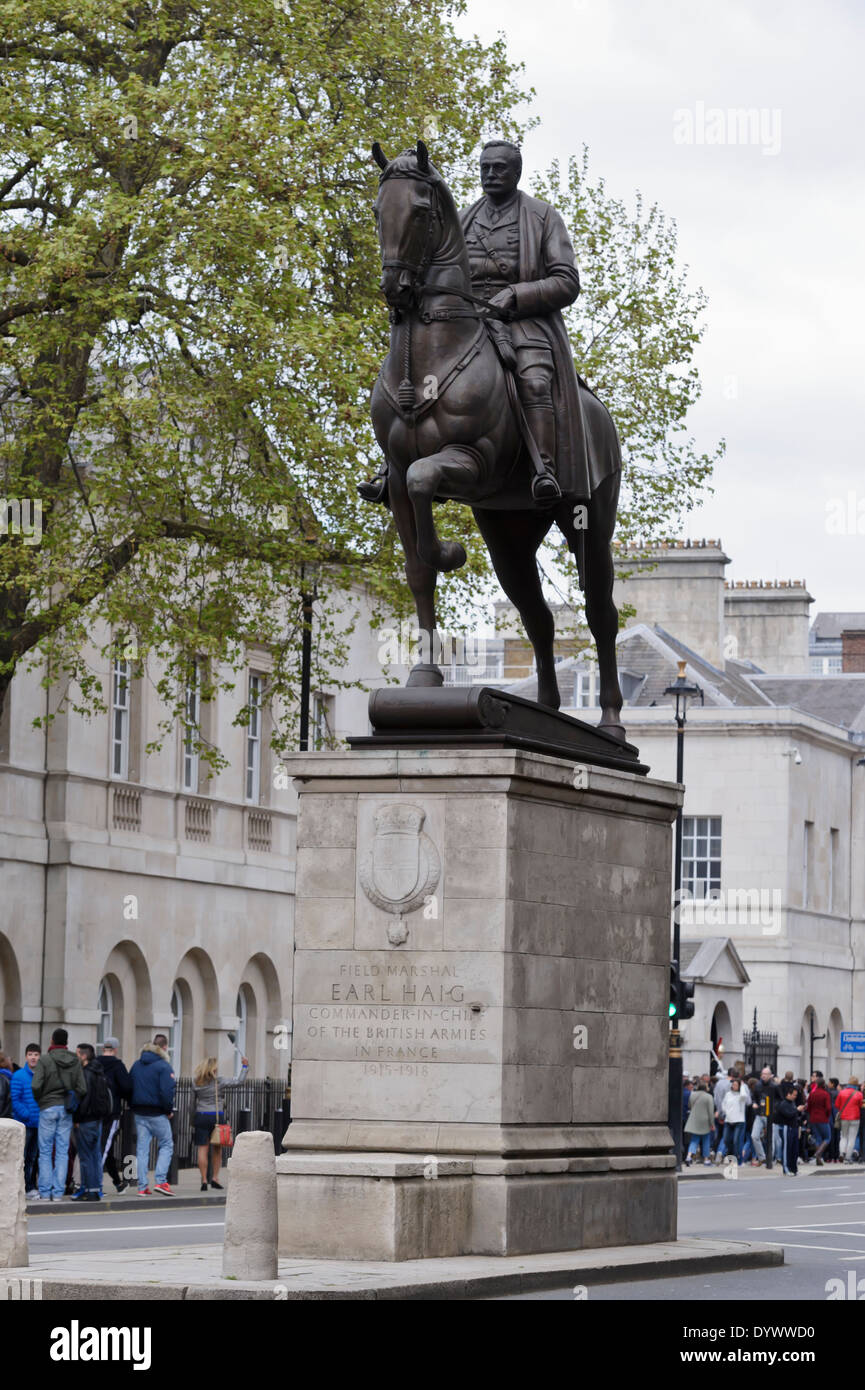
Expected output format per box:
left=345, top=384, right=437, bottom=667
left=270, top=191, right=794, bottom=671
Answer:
left=235, top=989, right=247, bottom=1061
left=97, top=980, right=113, bottom=1045
left=170, top=986, right=183, bottom=1072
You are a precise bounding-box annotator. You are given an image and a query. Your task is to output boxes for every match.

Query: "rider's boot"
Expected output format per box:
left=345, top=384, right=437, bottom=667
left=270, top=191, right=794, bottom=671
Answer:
left=358, top=464, right=389, bottom=505
left=523, top=406, right=562, bottom=506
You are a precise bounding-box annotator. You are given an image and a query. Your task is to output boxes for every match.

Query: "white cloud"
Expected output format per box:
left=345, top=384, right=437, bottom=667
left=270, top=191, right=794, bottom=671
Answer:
left=457, top=0, right=864, bottom=609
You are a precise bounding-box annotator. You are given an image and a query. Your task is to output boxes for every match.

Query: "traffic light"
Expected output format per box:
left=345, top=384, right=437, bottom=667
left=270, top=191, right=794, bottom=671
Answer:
left=669, top=960, right=696, bottom=1021
left=679, top=974, right=696, bottom=1021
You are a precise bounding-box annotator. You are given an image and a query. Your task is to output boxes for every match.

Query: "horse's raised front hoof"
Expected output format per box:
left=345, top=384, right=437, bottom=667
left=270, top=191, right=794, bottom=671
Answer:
left=436, top=540, right=467, bottom=572
left=598, top=717, right=627, bottom=743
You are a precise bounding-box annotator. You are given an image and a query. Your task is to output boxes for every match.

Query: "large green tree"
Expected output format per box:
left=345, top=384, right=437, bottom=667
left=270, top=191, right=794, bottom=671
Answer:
left=0, top=0, right=526, bottom=753
left=1, top=1, right=720, bottom=757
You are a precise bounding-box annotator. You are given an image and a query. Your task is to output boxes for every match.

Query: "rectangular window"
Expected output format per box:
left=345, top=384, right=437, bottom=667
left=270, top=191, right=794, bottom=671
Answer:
left=183, top=662, right=201, bottom=792
left=0, top=684, right=10, bottom=760
left=312, top=692, right=335, bottom=750
left=111, top=657, right=130, bottom=780
left=573, top=670, right=597, bottom=709
left=682, top=815, right=721, bottom=900
left=829, top=827, right=839, bottom=912
left=803, top=820, right=814, bottom=906
left=246, top=672, right=263, bottom=803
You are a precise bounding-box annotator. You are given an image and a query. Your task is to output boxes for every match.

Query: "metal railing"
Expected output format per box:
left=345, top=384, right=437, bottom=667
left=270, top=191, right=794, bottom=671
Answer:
left=109, top=1076, right=290, bottom=1177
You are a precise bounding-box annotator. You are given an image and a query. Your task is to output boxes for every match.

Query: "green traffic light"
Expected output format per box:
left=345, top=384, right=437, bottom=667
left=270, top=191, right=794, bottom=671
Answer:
left=668, top=1002, right=677, bottom=1018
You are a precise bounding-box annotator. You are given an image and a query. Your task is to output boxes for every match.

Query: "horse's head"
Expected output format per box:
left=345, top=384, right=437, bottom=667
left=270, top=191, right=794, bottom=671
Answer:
left=372, top=140, right=442, bottom=312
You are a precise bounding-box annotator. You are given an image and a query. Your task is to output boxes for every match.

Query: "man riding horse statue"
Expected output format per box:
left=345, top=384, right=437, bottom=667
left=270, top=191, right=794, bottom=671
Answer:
left=359, top=138, right=626, bottom=740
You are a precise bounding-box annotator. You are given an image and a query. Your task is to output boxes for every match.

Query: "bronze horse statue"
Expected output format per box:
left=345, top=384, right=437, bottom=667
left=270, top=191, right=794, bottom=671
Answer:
left=365, top=141, right=625, bottom=738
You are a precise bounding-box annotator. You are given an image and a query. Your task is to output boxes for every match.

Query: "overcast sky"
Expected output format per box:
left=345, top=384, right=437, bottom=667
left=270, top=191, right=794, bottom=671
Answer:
left=457, top=0, right=864, bottom=614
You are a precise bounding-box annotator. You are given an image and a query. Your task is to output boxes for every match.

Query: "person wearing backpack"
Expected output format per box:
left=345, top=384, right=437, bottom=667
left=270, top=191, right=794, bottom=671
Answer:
left=30, top=1027, right=87, bottom=1201
left=835, top=1077, right=863, bottom=1163
left=73, top=1044, right=113, bottom=1201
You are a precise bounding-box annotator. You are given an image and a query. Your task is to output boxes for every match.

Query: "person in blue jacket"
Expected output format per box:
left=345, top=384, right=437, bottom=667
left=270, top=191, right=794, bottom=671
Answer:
left=10, top=1043, right=42, bottom=1197
left=129, top=1040, right=176, bottom=1196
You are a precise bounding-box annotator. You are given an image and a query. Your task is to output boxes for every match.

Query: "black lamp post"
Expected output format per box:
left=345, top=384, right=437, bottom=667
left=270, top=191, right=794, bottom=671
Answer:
left=299, top=565, right=318, bottom=752
left=663, top=659, right=703, bottom=1169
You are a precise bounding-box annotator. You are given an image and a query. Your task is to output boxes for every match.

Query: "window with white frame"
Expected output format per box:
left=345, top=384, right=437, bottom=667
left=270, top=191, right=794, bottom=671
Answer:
left=829, top=827, right=839, bottom=912
left=183, top=661, right=201, bottom=792
left=312, top=692, right=335, bottom=750
left=111, top=656, right=130, bottom=779
left=682, top=816, right=722, bottom=900
left=97, top=980, right=113, bottom=1046
left=235, top=989, right=247, bottom=1062
left=245, top=672, right=264, bottom=802
left=803, top=820, right=814, bottom=906
left=170, top=986, right=183, bottom=1070
left=573, top=670, right=597, bottom=708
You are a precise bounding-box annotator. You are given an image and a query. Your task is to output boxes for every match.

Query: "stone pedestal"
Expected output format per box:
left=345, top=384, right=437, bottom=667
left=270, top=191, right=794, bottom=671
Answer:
left=278, top=748, right=681, bottom=1260
left=0, top=1119, right=28, bottom=1269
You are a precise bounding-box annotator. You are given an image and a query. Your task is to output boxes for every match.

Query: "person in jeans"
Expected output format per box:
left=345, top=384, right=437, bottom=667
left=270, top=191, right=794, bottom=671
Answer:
left=30, top=1028, right=86, bottom=1201
left=835, top=1078, right=863, bottom=1163
left=191, top=1054, right=248, bottom=1190
left=776, top=1086, right=805, bottom=1175
left=719, top=1078, right=748, bottom=1165
left=129, top=1040, right=176, bottom=1196
left=72, top=1044, right=113, bottom=1201
left=683, top=1082, right=715, bottom=1164
left=98, top=1038, right=132, bottom=1193
left=748, top=1066, right=773, bottom=1166
left=10, top=1042, right=42, bottom=1197
left=806, top=1075, right=833, bottom=1166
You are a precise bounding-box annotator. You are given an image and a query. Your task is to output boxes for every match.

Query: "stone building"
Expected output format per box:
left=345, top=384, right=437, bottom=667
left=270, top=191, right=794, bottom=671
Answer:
left=501, top=541, right=865, bottom=1079
left=0, top=591, right=406, bottom=1076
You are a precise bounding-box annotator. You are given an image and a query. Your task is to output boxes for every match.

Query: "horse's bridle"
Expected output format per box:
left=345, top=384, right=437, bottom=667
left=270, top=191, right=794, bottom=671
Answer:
left=376, top=163, right=510, bottom=325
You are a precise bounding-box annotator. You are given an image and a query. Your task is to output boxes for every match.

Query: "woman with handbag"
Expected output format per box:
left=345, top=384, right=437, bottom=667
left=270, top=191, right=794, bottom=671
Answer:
left=191, top=1055, right=248, bottom=1190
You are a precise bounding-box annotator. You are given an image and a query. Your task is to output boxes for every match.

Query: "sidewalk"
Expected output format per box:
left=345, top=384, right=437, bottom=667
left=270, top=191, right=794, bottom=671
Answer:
left=4, top=1236, right=782, bottom=1301
left=679, top=1159, right=865, bottom=1181
left=27, top=1164, right=226, bottom=1215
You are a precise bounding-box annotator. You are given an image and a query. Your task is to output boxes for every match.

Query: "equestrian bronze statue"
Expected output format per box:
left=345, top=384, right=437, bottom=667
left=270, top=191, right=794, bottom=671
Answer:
left=360, top=138, right=626, bottom=739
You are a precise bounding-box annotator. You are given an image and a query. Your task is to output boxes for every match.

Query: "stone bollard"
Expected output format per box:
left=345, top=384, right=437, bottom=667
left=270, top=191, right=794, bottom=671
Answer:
left=0, top=1120, right=28, bottom=1269
left=222, top=1130, right=277, bottom=1281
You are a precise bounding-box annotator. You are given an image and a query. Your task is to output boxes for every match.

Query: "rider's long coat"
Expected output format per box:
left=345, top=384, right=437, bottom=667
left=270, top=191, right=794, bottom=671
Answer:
left=460, top=191, right=614, bottom=500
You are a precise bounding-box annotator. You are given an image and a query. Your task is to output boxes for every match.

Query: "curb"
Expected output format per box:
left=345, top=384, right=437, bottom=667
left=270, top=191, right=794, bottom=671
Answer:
left=17, top=1237, right=783, bottom=1300
left=27, top=1194, right=226, bottom=1215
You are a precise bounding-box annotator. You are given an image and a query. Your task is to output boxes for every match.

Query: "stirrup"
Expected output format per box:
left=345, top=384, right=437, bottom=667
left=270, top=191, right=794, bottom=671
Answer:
left=531, top=471, right=562, bottom=506
left=358, top=473, right=389, bottom=505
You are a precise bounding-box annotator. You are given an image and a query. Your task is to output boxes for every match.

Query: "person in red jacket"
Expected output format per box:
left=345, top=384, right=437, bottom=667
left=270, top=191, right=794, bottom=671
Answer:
left=835, top=1077, right=863, bottom=1163
left=806, top=1077, right=833, bottom=1165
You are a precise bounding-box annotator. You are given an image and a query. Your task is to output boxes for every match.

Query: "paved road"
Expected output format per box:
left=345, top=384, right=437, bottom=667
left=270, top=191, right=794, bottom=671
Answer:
left=494, top=1170, right=865, bottom=1300
left=26, top=1205, right=224, bottom=1254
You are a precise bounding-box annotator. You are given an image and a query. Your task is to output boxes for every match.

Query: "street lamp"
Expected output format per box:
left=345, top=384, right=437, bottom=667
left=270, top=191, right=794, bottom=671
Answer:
left=299, top=563, right=319, bottom=752
left=663, top=659, right=703, bottom=1170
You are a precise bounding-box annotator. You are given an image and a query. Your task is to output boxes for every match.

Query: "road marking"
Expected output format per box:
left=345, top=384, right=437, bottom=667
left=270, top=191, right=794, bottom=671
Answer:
left=777, top=1242, right=865, bottom=1254
left=29, top=1222, right=225, bottom=1236
left=796, top=1200, right=865, bottom=1209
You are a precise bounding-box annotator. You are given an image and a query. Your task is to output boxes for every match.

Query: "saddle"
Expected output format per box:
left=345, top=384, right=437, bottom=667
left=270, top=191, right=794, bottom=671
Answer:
left=358, top=320, right=561, bottom=508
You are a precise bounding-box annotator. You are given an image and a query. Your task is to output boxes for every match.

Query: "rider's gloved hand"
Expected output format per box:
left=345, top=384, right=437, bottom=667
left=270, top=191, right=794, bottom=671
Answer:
left=488, top=287, right=516, bottom=319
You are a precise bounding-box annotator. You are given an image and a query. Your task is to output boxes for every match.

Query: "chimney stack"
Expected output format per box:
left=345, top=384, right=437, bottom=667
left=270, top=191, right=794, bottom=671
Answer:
left=841, top=629, right=865, bottom=673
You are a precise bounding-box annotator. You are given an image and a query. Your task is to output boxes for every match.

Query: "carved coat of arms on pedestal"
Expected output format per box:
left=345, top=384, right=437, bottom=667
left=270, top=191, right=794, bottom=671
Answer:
left=359, top=803, right=441, bottom=945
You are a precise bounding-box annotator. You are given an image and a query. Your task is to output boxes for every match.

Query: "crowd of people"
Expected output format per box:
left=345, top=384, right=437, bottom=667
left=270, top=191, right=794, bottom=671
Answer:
left=0, top=1027, right=247, bottom=1200
left=681, top=1064, right=865, bottom=1175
